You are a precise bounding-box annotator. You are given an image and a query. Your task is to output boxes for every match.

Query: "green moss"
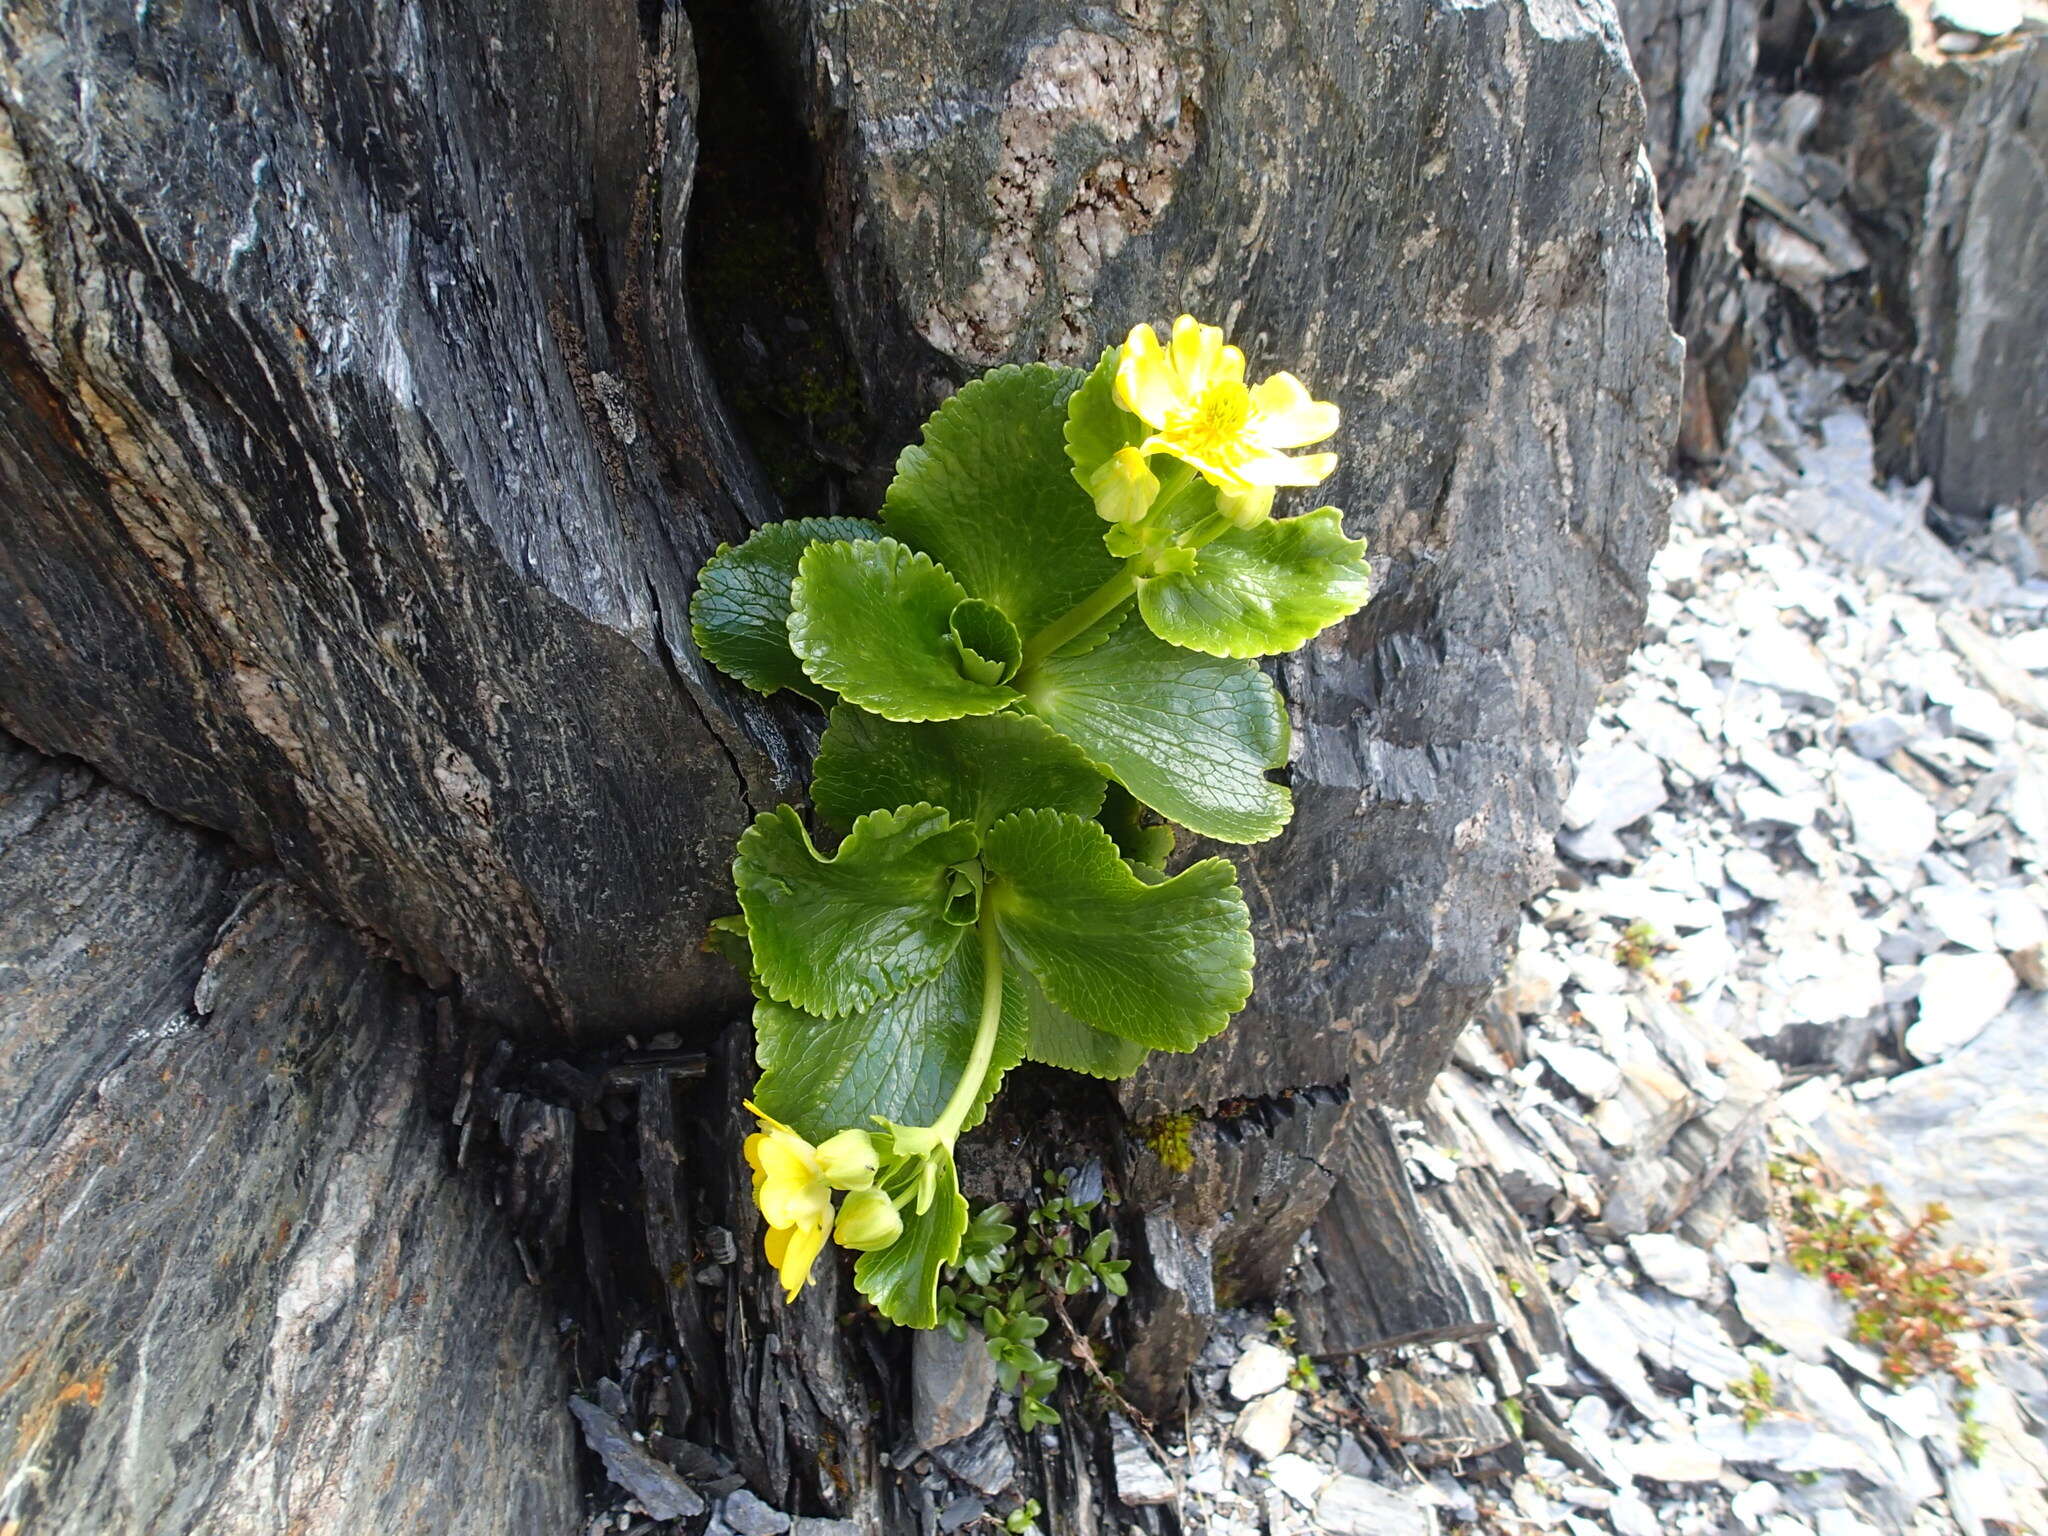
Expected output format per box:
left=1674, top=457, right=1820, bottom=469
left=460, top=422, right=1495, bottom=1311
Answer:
left=1138, top=1110, right=1198, bottom=1173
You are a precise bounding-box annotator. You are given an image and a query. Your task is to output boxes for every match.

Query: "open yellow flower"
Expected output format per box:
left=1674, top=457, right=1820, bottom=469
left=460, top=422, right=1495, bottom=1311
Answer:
left=744, top=1102, right=859, bottom=1301
left=1115, top=316, right=1339, bottom=491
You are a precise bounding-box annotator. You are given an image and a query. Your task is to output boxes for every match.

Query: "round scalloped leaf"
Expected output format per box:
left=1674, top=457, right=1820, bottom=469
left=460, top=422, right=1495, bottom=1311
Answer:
left=789, top=538, right=1022, bottom=721
left=751, top=936, right=1027, bottom=1145
left=688, top=517, right=883, bottom=698
left=854, top=1146, right=967, bottom=1329
left=1022, top=612, right=1292, bottom=844
left=881, top=364, right=1119, bottom=637
left=811, top=707, right=1106, bottom=833
left=985, top=809, right=1254, bottom=1052
left=733, top=803, right=978, bottom=1018
left=1063, top=346, right=1143, bottom=494
left=1137, top=507, right=1372, bottom=658
left=1018, top=969, right=1149, bottom=1079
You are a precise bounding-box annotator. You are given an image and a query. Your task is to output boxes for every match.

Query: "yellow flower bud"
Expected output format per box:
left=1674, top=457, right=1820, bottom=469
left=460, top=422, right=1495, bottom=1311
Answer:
left=832, top=1186, right=904, bottom=1252
left=1086, top=446, right=1160, bottom=524
left=1217, top=483, right=1276, bottom=530
left=815, top=1128, right=880, bottom=1191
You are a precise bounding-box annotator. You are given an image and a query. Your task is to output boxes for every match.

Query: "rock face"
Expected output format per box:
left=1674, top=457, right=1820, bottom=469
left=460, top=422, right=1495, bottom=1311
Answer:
left=1829, top=38, right=2048, bottom=516
left=0, top=735, right=577, bottom=1534
left=1615, top=0, right=1759, bottom=463
left=769, top=0, right=1681, bottom=1114
left=0, top=0, right=792, bottom=1038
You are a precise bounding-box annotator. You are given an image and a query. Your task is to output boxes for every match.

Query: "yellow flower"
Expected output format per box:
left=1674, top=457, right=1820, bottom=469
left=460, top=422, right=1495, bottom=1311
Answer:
left=1086, top=446, right=1159, bottom=524
left=1115, top=316, right=1339, bottom=491
left=833, top=1186, right=905, bottom=1251
left=743, top=1101, right=841, bottom=1301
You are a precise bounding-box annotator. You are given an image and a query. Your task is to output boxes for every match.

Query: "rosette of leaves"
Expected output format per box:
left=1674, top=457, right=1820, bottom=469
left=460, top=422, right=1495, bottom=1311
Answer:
left=689, top=340, right=1372, bottom=1327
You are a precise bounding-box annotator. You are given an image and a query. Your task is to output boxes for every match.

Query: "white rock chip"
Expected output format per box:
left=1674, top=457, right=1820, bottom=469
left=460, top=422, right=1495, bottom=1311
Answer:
left=1232, top=1387, right=1298, bottom=1460
left=1627, top=1232, right=1715, bottom=1300
left=1315, top=1474, right=1440, bottom=1536
left=1111, top=1419, right=1174, bottom=1506
left=1730, top=1264, right=1850, bottom=1363
left=1262, top=1452, right=1327, bottom=1509
left=1227, top=1338, right=1295, bottom=1402
left=1615, top=1436, right=1724, bottom=1484
left=1533, top=1040, right=1625, bottom=1103
left=1835, top=755, right=1937, bottom=867
left=1904, top=951, right=2017, bottom=1062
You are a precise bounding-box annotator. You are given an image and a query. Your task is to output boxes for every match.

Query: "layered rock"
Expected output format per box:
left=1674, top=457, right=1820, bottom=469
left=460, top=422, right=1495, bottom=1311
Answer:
left=0, top=0, right=792, bottom=1038
left=0, top=735, right=577, bottom=1534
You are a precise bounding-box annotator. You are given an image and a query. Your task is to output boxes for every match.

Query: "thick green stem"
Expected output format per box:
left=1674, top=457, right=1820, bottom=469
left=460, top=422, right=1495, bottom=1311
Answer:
left=933, top=917, right=1005, bottom=1144
left=1018, top=564, right=1137, bottom=673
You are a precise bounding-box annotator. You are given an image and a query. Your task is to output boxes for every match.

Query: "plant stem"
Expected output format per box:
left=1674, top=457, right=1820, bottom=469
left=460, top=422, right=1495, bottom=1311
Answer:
left=1018, top=564, right=1137, bottom=673
left=934, top=917, right=1005, bottom=1144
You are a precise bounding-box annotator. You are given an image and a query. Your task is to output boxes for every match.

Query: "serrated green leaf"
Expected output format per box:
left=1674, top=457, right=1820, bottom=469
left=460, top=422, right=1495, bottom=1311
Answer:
left=751, top=935, right=1026, bottom=1144
left=1017, top=969, right=1150, bottom=1079
left=734, top=804, right=979, bottom=1017
left=1063, top=347, right=1143, bottom=492
left=1023, top=612, right=1293, bottom=844
left=811, top=707, right=1106, bottom=833
left=1096, top=782, right=1175, bottom=872
left=688, top=517, right=883, bottom=699
left=882, top=365, right=1119, bottom=637
left=789, top=538, right=1022, bottom=721
left=1137, top=507, right=1372, bottom=658
left=856, top=1149, right=968, bottom=1328
left=986, top=809, right=1254, bottom=1051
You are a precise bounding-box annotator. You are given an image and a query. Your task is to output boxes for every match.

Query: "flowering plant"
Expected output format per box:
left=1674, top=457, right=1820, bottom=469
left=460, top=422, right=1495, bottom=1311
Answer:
left=690, top=318, right=1370, bottom=1325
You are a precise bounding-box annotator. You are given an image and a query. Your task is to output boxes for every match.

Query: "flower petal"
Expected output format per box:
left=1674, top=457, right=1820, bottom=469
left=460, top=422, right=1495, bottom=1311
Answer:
left=1169, top=315, right=1227, bottom=394
left=773, top=1215, right=832, bottom=1301
left=1248, top=373, right=1340, bottom=448
left=1115, top=324, right=1182, bottom=427
left=1233, top=449, right=1340, bottom=488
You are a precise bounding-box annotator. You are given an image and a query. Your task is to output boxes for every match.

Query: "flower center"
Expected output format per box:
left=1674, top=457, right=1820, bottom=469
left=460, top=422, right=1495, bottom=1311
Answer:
left=1167, top=380, right=1252, bottom=457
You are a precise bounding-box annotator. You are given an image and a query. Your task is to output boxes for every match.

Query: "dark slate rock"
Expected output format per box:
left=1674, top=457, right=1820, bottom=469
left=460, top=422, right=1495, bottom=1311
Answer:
left=0, top=0, right=799, bottom=1039
left=572, top=1397, right=708, bottom=1521
left=0, top=734, right=577, bottom=1535
left=1830, top=37, right=2048, bottom=516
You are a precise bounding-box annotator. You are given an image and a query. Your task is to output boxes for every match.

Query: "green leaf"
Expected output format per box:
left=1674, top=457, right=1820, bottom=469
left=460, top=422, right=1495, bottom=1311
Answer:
left=1023, top=612, right=1293, bottom=844
left=1096, top=782, right=1175, bottom=872
left=882, top=364, right=1119, bottom=637
left=733, top=804, right=979, bottom=1017
left=688, top=517, right=883, bottom=699
left=1063, top=347, right=1142, bottom=492
left=1137, top=507, right=1372, bottom=658
left=811, top=707, right=1106, bottom=833
left=789, top=538, right=1022, bottom=721
left=856, top=1148, right=968, bottom=1328
left=1017, top=969, right=1150, bottom=1079
left=985, top=809, right=1254, bottom=1051
left=751, top=936, right=1027, bottom=1144
left=949, top=598, right=1022, bottom=685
